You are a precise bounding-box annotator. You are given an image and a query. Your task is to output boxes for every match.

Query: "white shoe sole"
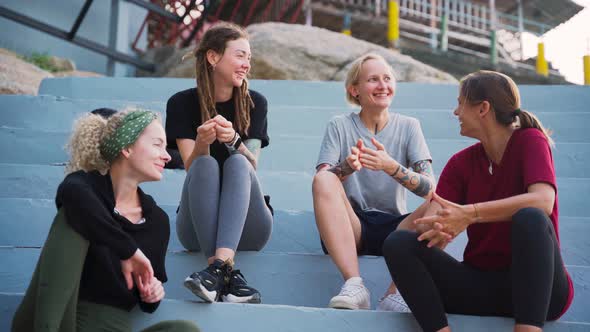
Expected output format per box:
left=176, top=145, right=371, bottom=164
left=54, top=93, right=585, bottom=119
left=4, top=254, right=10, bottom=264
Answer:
left=221, top=293, right=262, bottom=304
left=329, top=299, right=369, bottom=310
left=183, top=277, right=217, bottom=303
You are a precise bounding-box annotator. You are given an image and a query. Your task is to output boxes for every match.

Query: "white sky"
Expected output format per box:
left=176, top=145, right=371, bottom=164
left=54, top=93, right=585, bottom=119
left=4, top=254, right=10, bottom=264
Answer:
left=522, top=0, right=590, bottom=84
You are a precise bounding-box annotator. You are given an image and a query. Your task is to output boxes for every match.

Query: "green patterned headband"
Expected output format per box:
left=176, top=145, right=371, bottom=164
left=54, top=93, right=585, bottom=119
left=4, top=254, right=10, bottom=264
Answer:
left=100, top=110, right=157, bottom=163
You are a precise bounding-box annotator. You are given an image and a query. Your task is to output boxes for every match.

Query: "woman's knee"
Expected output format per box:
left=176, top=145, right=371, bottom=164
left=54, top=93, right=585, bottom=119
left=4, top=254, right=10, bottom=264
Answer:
left=512, top=207, right=550, bottom=236
left=187, top=155, right=218, bottom=177
left=191, top=155, right=217, bottom=167
left=312, top=171, right=340, bottom=198
left=151, top=320, right=200, bottom=332
left=382, top=230, right=420, bottom=261
left=223, top=154, right=251, bottom=174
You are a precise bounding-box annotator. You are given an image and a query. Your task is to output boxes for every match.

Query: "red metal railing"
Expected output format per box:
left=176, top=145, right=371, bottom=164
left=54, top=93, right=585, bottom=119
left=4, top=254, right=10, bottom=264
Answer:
left=132, top=0, right=304, bottom=53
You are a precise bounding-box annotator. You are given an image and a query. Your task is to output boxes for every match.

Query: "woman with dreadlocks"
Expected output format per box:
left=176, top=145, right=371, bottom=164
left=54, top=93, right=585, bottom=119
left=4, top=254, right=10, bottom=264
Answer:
left=165, top=22, right=272, bottom=304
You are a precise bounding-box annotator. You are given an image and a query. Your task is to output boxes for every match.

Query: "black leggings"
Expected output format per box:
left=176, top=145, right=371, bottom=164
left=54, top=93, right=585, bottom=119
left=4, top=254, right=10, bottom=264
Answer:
left=383, top=207, right=570, bottom=332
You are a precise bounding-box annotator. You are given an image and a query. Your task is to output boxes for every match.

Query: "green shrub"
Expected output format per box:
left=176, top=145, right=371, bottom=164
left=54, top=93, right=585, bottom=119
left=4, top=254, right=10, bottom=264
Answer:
left=20, top=52, right=60, bottom=72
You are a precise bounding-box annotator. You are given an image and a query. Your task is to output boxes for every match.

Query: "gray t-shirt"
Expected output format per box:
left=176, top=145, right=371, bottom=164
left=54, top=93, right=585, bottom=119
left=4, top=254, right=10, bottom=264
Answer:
left=317, top=112, right=432, bottom=216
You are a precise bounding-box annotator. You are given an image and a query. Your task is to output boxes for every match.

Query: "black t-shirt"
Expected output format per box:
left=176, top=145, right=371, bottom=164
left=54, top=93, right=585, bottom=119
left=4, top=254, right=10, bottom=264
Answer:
left=165, top=88, right=270, bottom=166
left=55, top=170, right=169, bottom=313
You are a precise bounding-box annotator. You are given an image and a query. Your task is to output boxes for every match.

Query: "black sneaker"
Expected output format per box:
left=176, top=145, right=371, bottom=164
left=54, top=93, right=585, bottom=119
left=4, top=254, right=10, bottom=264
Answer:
left=221, top=267, right=261, bottom=304
left=183, top=259, right=227, bottom=303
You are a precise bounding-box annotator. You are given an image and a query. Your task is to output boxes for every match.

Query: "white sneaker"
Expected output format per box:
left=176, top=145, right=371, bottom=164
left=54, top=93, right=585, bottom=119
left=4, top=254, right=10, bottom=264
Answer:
left=377, top=292, right=411, bottom=312
left=328, top=277, right=371, bottom=310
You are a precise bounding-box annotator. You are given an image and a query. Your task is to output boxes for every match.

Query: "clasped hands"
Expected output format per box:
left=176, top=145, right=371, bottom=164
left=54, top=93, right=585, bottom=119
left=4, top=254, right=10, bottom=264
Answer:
left=345, top=137, right=394, bottom=172
left=345, top=138, right=476, bottom=249
left=413, top=193, right=477, bottom=249
left=196, top=114, right=236, bottom=146
left=121, top=249, right=165, bottom=304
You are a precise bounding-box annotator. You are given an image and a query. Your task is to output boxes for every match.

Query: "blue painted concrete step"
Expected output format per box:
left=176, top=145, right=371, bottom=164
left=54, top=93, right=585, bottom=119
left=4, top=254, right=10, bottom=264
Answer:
left=0, top=197, right=322, bottom=255
left=2, top=95, right=589, bottom=143
left=0, top=249, right=588, bottom=323
left=1, top=198, right=588, bottom=266
left=38, top=78, right=590, bottom=112
left=3, top=128, right=589, bottom=178
left=2, top=79, right=589, bottom=330
left=1, top=294, right=588, bottom=332
left=0, top=164, right=588, bottom=217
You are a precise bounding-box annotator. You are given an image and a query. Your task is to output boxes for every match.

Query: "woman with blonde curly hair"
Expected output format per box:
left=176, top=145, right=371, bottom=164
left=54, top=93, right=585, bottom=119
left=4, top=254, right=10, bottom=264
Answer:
left=12, top=109, right=200, bottom=332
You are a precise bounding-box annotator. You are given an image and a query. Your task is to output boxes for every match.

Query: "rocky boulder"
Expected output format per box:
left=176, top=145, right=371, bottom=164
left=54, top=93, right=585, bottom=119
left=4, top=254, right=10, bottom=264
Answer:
left=47, top=55, right=76, bottom=72
left=53, top=70, right=103, bottom=78
left=138, top=45, right=195, bottom=78
left=247, top=23, right=457, bottom=83
left=0, top=49, right=52, bottom=95
left=0, top=48, right=102, bottom=95
left=144, top=22, right=457, bottom=83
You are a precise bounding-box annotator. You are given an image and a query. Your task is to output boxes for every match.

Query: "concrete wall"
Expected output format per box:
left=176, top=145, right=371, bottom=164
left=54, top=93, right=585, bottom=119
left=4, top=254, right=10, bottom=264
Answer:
left=0, top=0, right=147, bottom=76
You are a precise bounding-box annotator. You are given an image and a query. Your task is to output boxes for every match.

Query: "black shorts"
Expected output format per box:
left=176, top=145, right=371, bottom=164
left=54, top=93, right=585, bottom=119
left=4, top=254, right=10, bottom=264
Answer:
left=321, top=209, right=410, bottom=256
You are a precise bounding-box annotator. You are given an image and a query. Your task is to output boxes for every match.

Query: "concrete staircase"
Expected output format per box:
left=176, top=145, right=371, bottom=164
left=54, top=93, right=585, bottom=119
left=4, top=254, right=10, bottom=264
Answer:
left=0, top=78, right=589, bottom=331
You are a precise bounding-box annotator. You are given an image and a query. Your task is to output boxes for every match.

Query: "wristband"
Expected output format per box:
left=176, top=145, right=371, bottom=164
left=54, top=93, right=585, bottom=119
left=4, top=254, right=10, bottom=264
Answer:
left=225, top=132, right=242, bottom=152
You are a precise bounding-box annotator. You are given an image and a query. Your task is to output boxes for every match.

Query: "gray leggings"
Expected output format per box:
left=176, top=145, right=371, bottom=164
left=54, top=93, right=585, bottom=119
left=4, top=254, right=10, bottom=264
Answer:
left=177, top=154, right=273, bottom=258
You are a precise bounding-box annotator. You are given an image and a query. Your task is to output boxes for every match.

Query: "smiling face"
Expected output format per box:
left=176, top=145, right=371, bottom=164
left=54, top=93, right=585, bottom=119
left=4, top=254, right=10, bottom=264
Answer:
left=210, top=38, right=251, bottom=88
left=453, top=93, right=482, bottom=139
left=349, top=58, right=396, bottom=111
left=124, top=121, right=171, bottom=182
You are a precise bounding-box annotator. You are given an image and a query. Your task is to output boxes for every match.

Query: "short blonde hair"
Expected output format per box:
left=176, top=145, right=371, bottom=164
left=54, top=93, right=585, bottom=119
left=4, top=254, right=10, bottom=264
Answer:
left=65, top=108, right=160, bottom=174
left=345, top=53, right=395, bottom=106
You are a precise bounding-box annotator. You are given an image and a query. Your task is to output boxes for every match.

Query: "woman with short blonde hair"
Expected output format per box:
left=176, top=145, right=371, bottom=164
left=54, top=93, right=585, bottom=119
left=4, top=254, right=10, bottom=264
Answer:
left=313, top=53, right=435, bottom=311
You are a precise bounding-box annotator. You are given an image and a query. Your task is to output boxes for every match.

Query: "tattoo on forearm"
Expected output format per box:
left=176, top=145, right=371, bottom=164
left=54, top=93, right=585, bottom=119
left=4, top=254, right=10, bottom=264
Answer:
left=390, top=160, right=434, bottom=198
left=244, top=139, right=261, bottom=160
left=391, top=164, right=402, bottom=177
left=238, top=139, right=262, bottom=168
left=411, top=176, right=433, bottom=197
left=413, top=160, right=434, bottom=176
left=327, top=160, right=355, bottom=180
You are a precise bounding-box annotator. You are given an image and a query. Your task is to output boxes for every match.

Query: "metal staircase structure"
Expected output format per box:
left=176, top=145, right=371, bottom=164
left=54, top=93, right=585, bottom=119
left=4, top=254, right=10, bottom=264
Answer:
left=309, top=0, right=583, bottom=78
left=0, top=0, right=581, bottom=80
left=133, top=0, right=306, bottom=52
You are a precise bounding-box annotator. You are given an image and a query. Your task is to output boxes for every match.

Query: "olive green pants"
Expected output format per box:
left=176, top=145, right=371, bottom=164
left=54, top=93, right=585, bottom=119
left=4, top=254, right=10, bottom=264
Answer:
left=12, top=209, right=199, bottom=332
left=76, top=301, right=199, bottom=332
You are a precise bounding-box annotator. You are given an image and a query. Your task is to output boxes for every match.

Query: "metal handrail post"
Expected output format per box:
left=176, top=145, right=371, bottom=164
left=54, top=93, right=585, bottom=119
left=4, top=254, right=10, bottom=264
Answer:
left=68, top=0, right=94, bottom=40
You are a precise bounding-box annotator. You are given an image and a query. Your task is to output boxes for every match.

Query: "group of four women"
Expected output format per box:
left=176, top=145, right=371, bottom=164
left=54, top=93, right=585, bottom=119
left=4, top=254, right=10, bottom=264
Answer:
left=13, top=22, right=573, bottom=332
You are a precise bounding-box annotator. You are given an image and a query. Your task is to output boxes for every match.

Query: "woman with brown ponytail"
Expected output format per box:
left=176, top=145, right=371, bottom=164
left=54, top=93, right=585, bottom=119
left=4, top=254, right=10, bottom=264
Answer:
left=383, top=71, right=574, bottom=332
left=165, top=22, right=272, bottom=304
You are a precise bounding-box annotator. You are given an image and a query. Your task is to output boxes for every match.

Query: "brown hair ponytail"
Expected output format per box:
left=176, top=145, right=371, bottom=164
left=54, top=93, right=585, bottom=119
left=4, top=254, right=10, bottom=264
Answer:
left=517, top=109, right=554, bottom=146
left=460, top=70, right=554, bottom=146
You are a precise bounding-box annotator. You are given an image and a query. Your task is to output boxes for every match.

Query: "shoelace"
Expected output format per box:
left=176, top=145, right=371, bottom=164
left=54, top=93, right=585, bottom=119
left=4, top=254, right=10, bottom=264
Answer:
left=193, top=264, right=223, bottom=282
left=339, top=282, right=365, bottom=297
left=381, top=293, right=410, bottom=311
left=229, top=269, right=247, bottom=285
left=386, top=293, right=406, bottom=304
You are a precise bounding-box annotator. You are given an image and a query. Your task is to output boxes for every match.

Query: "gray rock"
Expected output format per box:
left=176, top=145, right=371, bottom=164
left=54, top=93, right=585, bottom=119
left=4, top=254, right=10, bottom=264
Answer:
left=247, top=23, right=457, bottom=83
left=0, top=49, right=53, bottom=95
left=47, top=56, right=76, bottom=72
left=53, top=70, right=103, bottom=78
left=139, top=23, right=457, bottom=83
left=139, top=45, right=195, bottom=78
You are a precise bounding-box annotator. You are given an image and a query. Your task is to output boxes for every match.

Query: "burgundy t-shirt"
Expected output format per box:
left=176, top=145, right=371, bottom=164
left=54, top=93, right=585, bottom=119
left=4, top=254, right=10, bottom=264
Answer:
left=436, top=128, right=573, bottom=316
